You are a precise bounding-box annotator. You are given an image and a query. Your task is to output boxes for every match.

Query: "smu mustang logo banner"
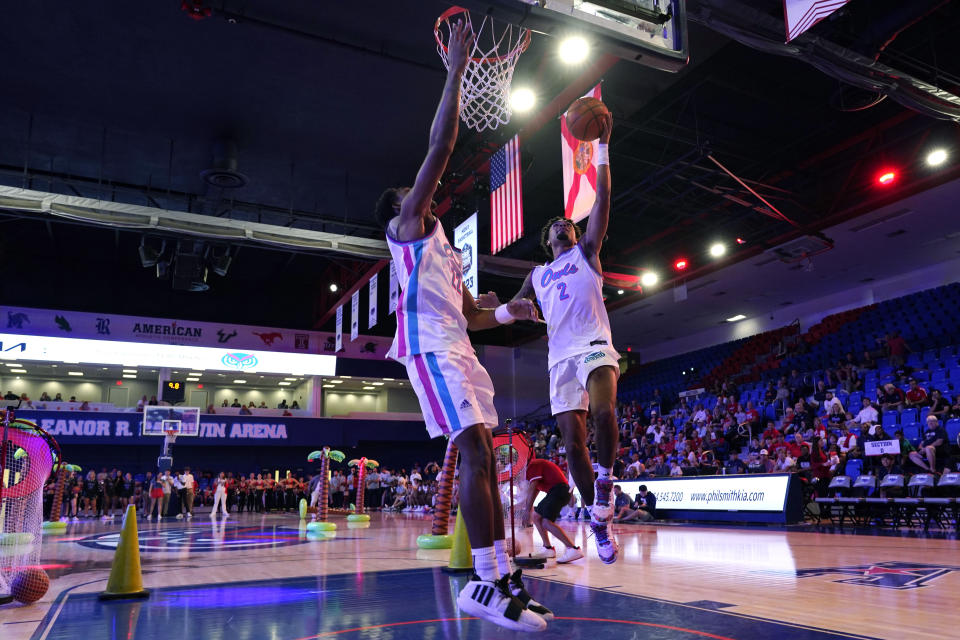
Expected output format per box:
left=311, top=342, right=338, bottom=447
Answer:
left=797, top=562, right=960, bottom=590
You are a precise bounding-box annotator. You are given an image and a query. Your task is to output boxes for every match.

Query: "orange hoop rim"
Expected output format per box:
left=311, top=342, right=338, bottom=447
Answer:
left=434, top=5, right=531, bottom=65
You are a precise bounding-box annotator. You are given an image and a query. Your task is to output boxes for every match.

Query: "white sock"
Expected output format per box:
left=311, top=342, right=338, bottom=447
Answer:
left=472, top=546, right=499, bottom=582
left=493, top=539, right=512, bottom=577
left=596, top=466, right=613, bottom=481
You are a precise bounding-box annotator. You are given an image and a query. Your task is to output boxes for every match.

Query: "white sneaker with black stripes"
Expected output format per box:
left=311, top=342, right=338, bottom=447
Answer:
left=457, top=574, right=547, bottom=632
left=508, top=569, right=554, bottom=621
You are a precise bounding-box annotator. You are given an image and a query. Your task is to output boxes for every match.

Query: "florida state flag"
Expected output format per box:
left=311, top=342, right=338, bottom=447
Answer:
left=561, top=83, right=602, bottom=223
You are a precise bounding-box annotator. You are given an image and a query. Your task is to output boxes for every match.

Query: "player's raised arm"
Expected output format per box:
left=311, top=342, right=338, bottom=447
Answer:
left=511, top=271, right=537, bottom=303
left=579, top=112, right=612, bottom=256
left=398, top=21, right=472, bottom=231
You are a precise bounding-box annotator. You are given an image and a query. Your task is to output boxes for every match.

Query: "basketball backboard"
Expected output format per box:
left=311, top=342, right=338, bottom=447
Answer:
left=142, top=406, right=200, bottom=437
left=453, top=0, right=688, bottom=72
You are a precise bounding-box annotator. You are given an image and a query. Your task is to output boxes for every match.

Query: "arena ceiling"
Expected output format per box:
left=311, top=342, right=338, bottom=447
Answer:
left=0, top=0, right=958, bottom=350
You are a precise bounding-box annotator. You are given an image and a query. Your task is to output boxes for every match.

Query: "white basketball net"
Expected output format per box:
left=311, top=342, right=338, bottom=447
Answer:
left=435, top=8, right=530, bottom=132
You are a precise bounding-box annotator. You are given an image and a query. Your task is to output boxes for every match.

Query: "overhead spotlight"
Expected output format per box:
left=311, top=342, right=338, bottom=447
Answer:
left=876, top=169, right=897, bottom=186
left=616, top=289, right=624, bottom=295
left=558, top=36, right=589, bottom=64
left=511, top=88, right=536, bottom=113
left=329, top=283, right=339, bottom=293
left=726, top=314, right=747, bottom=322
left=709, top=243, right=726, bottom=257
left=736, top=237, right=746, bottom=245
left=926, top=148, right=948, bottom=167
left=673, top=258, right=688, bottom=271
left=640, top=272, right=659, bottom=287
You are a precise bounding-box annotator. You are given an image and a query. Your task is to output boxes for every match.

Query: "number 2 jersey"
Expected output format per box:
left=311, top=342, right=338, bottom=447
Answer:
left=532, top=243, right=617, bottom=370
left=386, top=219, right=471, bottom=360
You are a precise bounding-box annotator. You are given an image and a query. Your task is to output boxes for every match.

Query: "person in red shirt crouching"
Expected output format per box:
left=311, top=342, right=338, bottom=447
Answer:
left=520, top=458, right=584, bottom=564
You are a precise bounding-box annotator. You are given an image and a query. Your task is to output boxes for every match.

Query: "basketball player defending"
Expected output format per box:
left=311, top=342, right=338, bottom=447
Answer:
left=374, top=21, right=548, bottom=633
left=511, top=114, right=620, bottom=563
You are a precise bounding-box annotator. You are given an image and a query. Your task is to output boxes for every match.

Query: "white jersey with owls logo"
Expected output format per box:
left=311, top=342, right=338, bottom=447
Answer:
left=386, top=218, right=470, bottom=360
left=532, top=243, right=617, bottom=370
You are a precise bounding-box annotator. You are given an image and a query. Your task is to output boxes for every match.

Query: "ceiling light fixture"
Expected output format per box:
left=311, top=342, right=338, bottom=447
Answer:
left=233, top=379, right=246, bottom=384
left=511, top=87, right=536, bottom=112
left=709, top=243, right=726, bottom=257
left=640, top=272, right=659, bottom=287
left=926, top=148, right=948, bottom=167
left=558, top=36, right=589, bottom=64
left=726, top=314, right=747, bottom=322
left=68, top=371, right=84, bottom=376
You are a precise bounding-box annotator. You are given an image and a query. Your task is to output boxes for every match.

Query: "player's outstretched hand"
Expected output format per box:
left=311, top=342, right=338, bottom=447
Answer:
left=478, top=291, right=501, bottom=308
left=447, top=19, right=473, bottom=76
left=599, top=111, right=613, bottom=144
left=507, top=298, right=539, bottom=322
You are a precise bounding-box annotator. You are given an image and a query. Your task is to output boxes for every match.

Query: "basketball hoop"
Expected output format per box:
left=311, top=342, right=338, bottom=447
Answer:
left=435, top=6, right=530, bottom=132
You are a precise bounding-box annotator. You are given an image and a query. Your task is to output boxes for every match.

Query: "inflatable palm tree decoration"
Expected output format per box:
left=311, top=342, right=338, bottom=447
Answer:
left=347, top=457, right=379, bottom=520
left=306, top=448, right=344, bottom=529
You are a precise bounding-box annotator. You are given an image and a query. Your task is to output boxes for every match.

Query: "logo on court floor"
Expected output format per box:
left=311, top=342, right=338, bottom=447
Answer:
left=796, top=561, right=960, bottom=590
left=75, top=526, right=312, bottom=552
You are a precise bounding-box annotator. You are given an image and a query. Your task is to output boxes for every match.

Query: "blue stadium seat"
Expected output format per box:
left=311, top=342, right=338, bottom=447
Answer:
left=900, top=408, right=919, bottom=424
left=901, top=422, right=922, bottom=445
left=919, top=407, right=931, bottom=423
left=882, top=412, right=899, bottom=428
left=946, top=419, right=960, bottom=444
left=847, top=392, right=862, bottom=410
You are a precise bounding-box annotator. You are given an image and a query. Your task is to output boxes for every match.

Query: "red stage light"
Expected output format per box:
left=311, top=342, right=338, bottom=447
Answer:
left=736, top=237, right=746, bottom=245
left=197, top=384, right=204, bottom=389
left=674, top=259, right=688, bottom=271
left=877, top=170, right=897, bottom=185
left=116, top=380, right=122, bottom=386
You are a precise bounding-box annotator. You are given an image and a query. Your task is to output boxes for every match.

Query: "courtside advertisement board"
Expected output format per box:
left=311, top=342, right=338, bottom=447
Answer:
left=616, top=475, right=791, bottom=512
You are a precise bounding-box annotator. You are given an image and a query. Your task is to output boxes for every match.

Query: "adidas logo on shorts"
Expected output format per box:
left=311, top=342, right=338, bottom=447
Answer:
left=459, top=399, right=472, bottom=409
left=583, top=351, right=606, bottom=364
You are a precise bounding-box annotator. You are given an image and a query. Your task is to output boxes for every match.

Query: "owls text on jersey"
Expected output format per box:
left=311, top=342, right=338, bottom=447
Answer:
left=532, top=243, right=616, bottom=370
left=386, top=219, right=471, bottom=360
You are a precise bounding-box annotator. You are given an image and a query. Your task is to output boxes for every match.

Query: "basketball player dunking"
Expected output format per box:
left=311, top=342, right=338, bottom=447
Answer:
left=509, top=113, right=621, bottom=563
left=374, top=20, right=548, bottom=633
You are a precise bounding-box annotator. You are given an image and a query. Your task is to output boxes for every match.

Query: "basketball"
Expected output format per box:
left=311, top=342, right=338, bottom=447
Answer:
left=565, top=97, right=609, bottom=141
left=11, top=567, right=50, bottom=604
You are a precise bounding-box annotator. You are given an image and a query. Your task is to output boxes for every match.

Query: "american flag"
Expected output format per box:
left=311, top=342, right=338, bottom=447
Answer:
left=490, top=135, right=524, bottom=254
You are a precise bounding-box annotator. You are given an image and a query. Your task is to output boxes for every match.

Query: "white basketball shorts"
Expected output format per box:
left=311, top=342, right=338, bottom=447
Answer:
left=403, top=349, right=499, bottom=439
left=548, top=347, right=621, bottom=415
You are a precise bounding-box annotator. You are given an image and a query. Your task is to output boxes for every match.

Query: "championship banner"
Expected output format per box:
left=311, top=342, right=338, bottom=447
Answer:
left=350, top=290, right=359, bottom=341
left=335, top=306, right=343, bottom=352
left=389, top=260, right=399, bottom=314
left=454, top=212, right=478, bottom=298
left=368, top=272, right=378, bottom=329
left=561, top=83, right=602, bottom=223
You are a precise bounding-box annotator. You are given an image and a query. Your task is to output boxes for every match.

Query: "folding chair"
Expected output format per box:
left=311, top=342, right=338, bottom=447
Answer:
left=866, top=473, right=903, bottom=527
left=893, top=474, right=935, bottom=528
left=837, top=475, right=876, bottom=526
left=815, top=475, right=851, bottom=524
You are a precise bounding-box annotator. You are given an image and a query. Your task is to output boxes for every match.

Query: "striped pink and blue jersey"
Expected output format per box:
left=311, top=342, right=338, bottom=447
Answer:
left=386, top=218, right=471, bottom=360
